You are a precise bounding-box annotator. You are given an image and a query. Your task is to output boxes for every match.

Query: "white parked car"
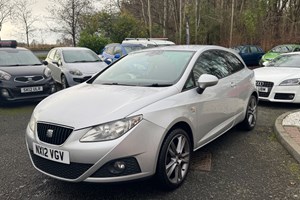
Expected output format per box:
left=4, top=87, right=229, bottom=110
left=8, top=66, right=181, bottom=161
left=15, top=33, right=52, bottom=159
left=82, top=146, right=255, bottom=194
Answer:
left=26, top=45, right=258, bottom=190
left=254, top=52, right=300, bottom=103
left=45, top=47, right=108, bottom=88
left=122, top=38, right=175, bottom=48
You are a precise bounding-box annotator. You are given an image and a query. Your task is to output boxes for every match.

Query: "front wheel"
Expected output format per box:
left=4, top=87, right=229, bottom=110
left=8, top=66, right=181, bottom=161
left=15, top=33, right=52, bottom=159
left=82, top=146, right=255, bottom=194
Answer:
left=156, top=128, right=191, bottom=190
left=240, top=95, right=258, bottom=131
left=61, top=75, right=69, bottom=89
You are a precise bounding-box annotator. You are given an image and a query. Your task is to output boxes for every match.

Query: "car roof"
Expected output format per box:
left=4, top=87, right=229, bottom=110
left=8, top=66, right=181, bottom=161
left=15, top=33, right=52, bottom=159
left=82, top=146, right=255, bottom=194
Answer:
left=52, top=47, right=90, bottom=51
left=132, top=45, right=231, bottom=53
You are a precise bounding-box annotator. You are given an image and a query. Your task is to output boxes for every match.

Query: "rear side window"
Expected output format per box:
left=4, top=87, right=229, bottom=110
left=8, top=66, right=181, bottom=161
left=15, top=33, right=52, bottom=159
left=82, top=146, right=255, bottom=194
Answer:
left=250, top=46, right=258, bottom=53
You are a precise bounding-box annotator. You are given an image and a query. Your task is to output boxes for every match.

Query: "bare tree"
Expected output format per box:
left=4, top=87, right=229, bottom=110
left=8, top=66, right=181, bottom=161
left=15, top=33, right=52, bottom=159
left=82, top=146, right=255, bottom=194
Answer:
left=15, top=0, right=38, bottom=47
left=0, top=0, right=13, bottom=40
left=49, top=0, right=94, bottom=47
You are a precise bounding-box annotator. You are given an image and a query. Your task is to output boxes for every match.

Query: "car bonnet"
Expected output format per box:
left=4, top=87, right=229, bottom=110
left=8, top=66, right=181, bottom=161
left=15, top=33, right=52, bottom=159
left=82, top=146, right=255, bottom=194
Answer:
left=34, top=83, right=179, bottom=129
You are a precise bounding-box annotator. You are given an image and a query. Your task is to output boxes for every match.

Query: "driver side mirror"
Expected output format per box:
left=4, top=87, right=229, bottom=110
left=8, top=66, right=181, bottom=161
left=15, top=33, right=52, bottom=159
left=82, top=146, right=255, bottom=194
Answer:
left=197, top=74, right=219, bottom=94
left=42, top=60, right=48, bottom=65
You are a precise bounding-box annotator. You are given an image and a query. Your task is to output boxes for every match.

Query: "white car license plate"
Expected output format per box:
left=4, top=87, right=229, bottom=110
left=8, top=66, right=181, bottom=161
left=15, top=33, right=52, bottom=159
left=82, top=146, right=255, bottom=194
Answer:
left=257, top=86, right=268, bottom=93
left=21, top=86, right=43, bottom=93
left=33, top=143, right=70, bottom=164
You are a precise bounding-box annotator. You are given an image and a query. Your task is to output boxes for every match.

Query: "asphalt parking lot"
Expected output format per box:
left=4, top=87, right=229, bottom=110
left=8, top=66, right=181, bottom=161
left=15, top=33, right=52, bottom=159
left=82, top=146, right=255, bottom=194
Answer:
left=1, top=101, right=300, bottom=200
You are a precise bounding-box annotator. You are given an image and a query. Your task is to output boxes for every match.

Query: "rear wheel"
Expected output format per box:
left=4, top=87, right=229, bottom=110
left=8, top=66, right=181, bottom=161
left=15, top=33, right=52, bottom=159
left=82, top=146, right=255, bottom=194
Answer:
left=240, top=95, right=257, bottom=130
left=61, top=75, right=69, bottom=89
left=156, top=128, right=191, bottom=190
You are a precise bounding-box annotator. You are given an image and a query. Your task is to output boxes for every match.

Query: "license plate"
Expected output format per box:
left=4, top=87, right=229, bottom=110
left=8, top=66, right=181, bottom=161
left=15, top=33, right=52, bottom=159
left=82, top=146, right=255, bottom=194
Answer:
left=257, top=86, right=268, bottom=93
left=33, top=143, right=70, bottom=164
left=21, top=86, right=43, bottom=93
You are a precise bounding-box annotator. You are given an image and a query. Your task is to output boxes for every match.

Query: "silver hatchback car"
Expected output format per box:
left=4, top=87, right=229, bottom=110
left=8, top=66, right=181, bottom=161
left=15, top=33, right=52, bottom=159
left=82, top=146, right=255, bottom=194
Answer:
left=26, top=45, right=258, bottom=190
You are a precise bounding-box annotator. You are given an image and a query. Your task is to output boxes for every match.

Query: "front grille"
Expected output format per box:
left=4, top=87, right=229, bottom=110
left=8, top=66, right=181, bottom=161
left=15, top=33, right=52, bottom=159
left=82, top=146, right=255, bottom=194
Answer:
left=15, top=76, right=44, bottom=83
left=91, top=157, right=141, bottom=177
left=30, top=150, right=92, bottom=179
left=256, top=81, right=273, bottom=87
left=37, top=123, right=73, bottom=145
left=274, top=93, right=295, bottom=100
left=256, top=81, right=274, bottom=97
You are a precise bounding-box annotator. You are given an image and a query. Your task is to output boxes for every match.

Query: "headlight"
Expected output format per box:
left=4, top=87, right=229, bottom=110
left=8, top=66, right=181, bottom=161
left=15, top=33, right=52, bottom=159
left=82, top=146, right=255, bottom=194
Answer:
left=80, top=115, right=143, bottom=142
left=0, top=70, right=11, bottom=80
left=69, top=69, right=82, bottom=76
left=28, top=115, right=37, bottom=133
left=279, top=78, right=300, bottom=86
left=43, top=67, right=52, bottom=78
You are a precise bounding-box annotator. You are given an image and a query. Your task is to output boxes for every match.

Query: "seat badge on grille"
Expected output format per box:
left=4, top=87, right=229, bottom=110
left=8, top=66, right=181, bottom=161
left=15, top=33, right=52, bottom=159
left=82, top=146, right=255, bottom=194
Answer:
left=46, top=129, right=54, bottom=138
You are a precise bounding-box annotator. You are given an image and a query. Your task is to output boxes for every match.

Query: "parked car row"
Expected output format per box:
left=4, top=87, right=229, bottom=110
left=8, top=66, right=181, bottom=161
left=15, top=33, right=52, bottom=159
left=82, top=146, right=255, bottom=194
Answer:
left=232, top=44, right=300, bottom=67
left=100, top=38, right=175, bottom=64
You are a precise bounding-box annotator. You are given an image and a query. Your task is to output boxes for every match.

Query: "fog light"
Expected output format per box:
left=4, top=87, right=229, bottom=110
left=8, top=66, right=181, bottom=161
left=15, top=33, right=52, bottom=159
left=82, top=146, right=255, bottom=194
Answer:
left=108, top=161, right=126, bottom=174
left=1, top=89, right=10, bottom=97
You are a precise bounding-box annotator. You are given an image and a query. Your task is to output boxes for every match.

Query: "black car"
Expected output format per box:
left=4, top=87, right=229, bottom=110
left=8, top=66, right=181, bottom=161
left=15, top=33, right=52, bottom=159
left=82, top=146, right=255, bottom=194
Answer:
left=0, top=40, right=56, bottom=103
left=231, top=45, right=264, bottom=66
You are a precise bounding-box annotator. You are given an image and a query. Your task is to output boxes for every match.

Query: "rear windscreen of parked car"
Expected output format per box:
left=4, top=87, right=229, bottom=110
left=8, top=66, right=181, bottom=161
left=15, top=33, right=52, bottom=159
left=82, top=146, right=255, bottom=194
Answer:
left=0, top=49, right=41, bottom=66
left=63, top=50, right=101, bottom=63
left=93, top=50, right=195, bottom=86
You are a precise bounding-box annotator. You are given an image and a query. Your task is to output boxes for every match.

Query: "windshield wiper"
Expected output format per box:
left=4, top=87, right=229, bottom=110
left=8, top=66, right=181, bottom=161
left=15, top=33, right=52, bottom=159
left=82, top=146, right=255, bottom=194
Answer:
left=101, top=82, right=136, bottom=86
left=145, top=83, right=173, bottom=87
left=72, top=60, right=99, bottom=63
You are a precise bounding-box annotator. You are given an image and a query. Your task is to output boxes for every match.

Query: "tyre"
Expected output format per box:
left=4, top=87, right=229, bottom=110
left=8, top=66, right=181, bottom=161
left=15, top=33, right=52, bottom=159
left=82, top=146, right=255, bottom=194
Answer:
left=61, top=75, right=69, bottom=89
left=240, top=95, right=257, bottom=131
left=156, top=128, right=191, bottom=190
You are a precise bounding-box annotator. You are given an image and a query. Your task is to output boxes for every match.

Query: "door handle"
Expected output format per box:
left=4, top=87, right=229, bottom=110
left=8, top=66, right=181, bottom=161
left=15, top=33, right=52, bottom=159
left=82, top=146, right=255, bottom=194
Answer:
left=230, top=82, right=236, bottom=87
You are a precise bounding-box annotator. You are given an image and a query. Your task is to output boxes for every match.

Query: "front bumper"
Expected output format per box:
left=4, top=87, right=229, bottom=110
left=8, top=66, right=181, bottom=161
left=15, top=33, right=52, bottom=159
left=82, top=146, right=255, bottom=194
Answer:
left=258, top=84, right=300, bottom=103
left=25, top=119, right=166, bottom=182
left=0, top=78, right=56, bottom=102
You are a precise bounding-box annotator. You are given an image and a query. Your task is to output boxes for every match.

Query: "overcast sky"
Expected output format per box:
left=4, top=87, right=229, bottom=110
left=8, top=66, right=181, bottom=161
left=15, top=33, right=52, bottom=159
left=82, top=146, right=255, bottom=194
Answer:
left=1, top=0, right=103, bottom=44
left=1, top=0, right=57, bottom=44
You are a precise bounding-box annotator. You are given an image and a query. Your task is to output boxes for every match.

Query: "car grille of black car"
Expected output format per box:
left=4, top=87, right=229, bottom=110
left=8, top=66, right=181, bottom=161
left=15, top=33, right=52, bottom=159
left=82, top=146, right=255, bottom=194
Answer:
left=37, top=123, right=73, bottom=145
left=29, top=150, right=93, bottom=179
left=15, top=76, right=44, bottom=83
left=256, top=81, right=274, bottom=97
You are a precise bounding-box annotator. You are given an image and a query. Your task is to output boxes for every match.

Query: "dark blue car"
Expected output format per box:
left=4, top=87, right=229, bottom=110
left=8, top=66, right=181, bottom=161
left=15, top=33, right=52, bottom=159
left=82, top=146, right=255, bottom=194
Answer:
left=100, top=43, right=145, bottom=64
left=232, top=45, right=264, bottom=66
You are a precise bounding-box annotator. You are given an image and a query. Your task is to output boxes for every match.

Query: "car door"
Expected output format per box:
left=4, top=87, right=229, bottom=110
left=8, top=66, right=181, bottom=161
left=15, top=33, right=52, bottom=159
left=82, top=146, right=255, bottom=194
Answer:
left=183, top=50, right=238, bottom=147
left=49, top=49, right=62, bottom=83
left=239, top=46, right=251, bottom=65
left=46, top=49, right=59, bottom=82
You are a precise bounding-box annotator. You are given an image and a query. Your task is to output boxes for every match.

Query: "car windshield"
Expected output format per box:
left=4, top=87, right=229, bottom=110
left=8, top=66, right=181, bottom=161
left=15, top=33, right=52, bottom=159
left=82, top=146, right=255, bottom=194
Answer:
left=270, top=45, right=294, bottom=53
left=124, top=46, right=146, bottom=53
left=0, top=49, right=41, bottom=66
left=232, top=46, right=242, bottom=52
left=63, top=49, right=101, bottom=63
left=92, top=50, right=195, bottom=87
left=268, top=54, right=300, bottom=68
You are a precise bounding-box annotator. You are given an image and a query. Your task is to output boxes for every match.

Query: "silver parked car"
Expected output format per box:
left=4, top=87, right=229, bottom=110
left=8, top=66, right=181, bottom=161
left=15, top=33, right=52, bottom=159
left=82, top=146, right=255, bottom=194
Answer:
left=26, top=45, right=258, bottom=190
left=46, top=47, right=107, bottom=88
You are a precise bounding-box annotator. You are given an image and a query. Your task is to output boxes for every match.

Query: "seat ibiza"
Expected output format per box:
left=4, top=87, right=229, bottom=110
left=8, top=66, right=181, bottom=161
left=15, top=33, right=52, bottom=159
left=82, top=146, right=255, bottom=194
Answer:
left=26, top=45, right=258, bottom=190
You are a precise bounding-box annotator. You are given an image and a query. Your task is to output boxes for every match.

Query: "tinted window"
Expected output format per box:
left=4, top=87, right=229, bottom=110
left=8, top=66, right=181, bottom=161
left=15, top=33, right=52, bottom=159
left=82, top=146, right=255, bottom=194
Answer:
left=62, top=49, right=101, bottom=63
left=0, top=49, right=41, bottom=66
left=193, top=50, right=230, bottom=80
left=222, top=51, right=245, bottom=73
